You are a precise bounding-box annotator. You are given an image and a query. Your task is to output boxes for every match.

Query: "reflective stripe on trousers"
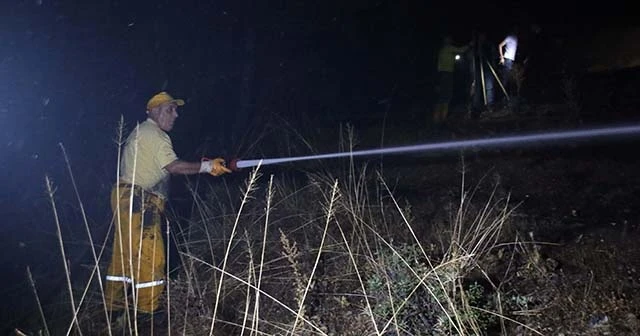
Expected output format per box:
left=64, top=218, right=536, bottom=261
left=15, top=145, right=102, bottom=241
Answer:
left=105, top=275, right=165, bottom=289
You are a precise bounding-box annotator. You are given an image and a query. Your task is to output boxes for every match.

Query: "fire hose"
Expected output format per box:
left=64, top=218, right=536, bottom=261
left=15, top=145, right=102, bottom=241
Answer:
left=226, top=123, right=640, bottom=171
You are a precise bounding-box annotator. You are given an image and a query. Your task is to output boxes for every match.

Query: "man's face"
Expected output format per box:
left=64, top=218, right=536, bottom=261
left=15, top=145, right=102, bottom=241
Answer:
left=149, top=102, right=179, bottom=131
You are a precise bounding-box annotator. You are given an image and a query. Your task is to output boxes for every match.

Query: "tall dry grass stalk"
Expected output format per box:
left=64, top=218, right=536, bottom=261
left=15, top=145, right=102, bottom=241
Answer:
left=59, top=143, right=113, bottom=336
left=26, top=266, right=51, bottom=336
left=45, top=175, right=83, bottom=336
left=208, top=161, right=262, bottom=335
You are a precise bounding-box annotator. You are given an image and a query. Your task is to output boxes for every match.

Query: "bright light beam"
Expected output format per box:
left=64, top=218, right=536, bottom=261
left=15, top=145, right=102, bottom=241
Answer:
left=235, top=124, right=640, bottom=169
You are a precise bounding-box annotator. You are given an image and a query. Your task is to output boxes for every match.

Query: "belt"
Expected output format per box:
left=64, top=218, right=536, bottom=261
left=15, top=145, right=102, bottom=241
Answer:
left=117, top=183, right=166, bottom=212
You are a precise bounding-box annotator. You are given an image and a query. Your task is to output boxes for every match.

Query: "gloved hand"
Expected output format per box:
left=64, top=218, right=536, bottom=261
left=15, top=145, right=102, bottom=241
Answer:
left=200, top=157, right=232, bottom=176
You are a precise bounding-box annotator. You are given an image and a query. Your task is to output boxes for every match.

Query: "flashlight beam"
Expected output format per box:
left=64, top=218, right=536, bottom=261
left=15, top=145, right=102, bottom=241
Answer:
left=235, top=124, right=640, bottom=169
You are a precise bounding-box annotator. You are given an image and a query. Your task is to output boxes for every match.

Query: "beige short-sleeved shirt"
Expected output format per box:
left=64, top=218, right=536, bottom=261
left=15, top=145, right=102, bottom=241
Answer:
left=119, top=118, right=178, bottom=199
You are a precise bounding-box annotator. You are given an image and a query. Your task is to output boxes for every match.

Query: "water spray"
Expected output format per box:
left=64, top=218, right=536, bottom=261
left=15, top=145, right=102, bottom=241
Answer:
left=228, top=124, right=640, bottom=171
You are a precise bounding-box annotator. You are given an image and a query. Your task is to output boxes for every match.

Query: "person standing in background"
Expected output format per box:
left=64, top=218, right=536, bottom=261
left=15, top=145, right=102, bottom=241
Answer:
left=433, top=35, right=469, bottom=125
left=498, top=27, right=519, bottom=93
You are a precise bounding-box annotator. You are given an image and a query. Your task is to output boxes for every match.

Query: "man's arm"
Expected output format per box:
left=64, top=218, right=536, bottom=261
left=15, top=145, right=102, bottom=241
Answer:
left=498, top=39, right=507, bottom=64
left=164, top=160, right=201, bottom=175
left=164, top=158, right=232, bottom=176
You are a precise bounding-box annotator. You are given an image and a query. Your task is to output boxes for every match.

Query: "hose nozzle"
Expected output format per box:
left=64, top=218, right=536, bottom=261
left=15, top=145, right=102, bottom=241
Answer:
left=228, top=158, right=240, bottom=171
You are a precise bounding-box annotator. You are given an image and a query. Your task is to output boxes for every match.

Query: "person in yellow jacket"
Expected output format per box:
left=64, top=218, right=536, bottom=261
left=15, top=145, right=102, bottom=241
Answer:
left=433, top=35, right=469, bottom=124
left=105, top=92, right=231, bottom=317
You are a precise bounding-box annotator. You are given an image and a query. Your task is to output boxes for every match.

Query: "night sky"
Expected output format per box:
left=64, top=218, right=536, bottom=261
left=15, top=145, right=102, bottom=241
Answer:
left=0, top=0, right=637, bottom=332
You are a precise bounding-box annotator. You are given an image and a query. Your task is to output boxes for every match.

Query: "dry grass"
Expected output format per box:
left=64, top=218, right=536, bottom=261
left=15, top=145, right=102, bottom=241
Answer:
left=25, top=123, right=544, bottom=336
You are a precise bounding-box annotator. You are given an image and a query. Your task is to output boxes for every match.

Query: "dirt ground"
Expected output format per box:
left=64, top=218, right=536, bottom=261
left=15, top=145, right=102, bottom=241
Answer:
left=379, top=109, right=640, bottom=335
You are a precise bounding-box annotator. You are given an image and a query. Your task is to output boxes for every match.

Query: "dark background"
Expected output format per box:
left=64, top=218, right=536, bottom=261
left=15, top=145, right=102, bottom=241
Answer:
left=0, top=0, right=637, bottom=333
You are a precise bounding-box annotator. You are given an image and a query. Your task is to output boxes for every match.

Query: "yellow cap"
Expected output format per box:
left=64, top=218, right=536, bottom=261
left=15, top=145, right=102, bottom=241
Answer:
left=146, top=91, right=185, bottom=111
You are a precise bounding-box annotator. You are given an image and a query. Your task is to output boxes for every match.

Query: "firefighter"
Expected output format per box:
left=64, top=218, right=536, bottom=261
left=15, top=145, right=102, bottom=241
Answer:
left=498, top=26, right=519, bottom=98
left=433, top=35, right=469, bottom=125
left=105, top=92, right=231, bottom=318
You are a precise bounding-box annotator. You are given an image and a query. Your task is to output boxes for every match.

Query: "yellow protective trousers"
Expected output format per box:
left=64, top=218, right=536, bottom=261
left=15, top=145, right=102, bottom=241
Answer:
left=105, top=183, right=166, bottom=313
